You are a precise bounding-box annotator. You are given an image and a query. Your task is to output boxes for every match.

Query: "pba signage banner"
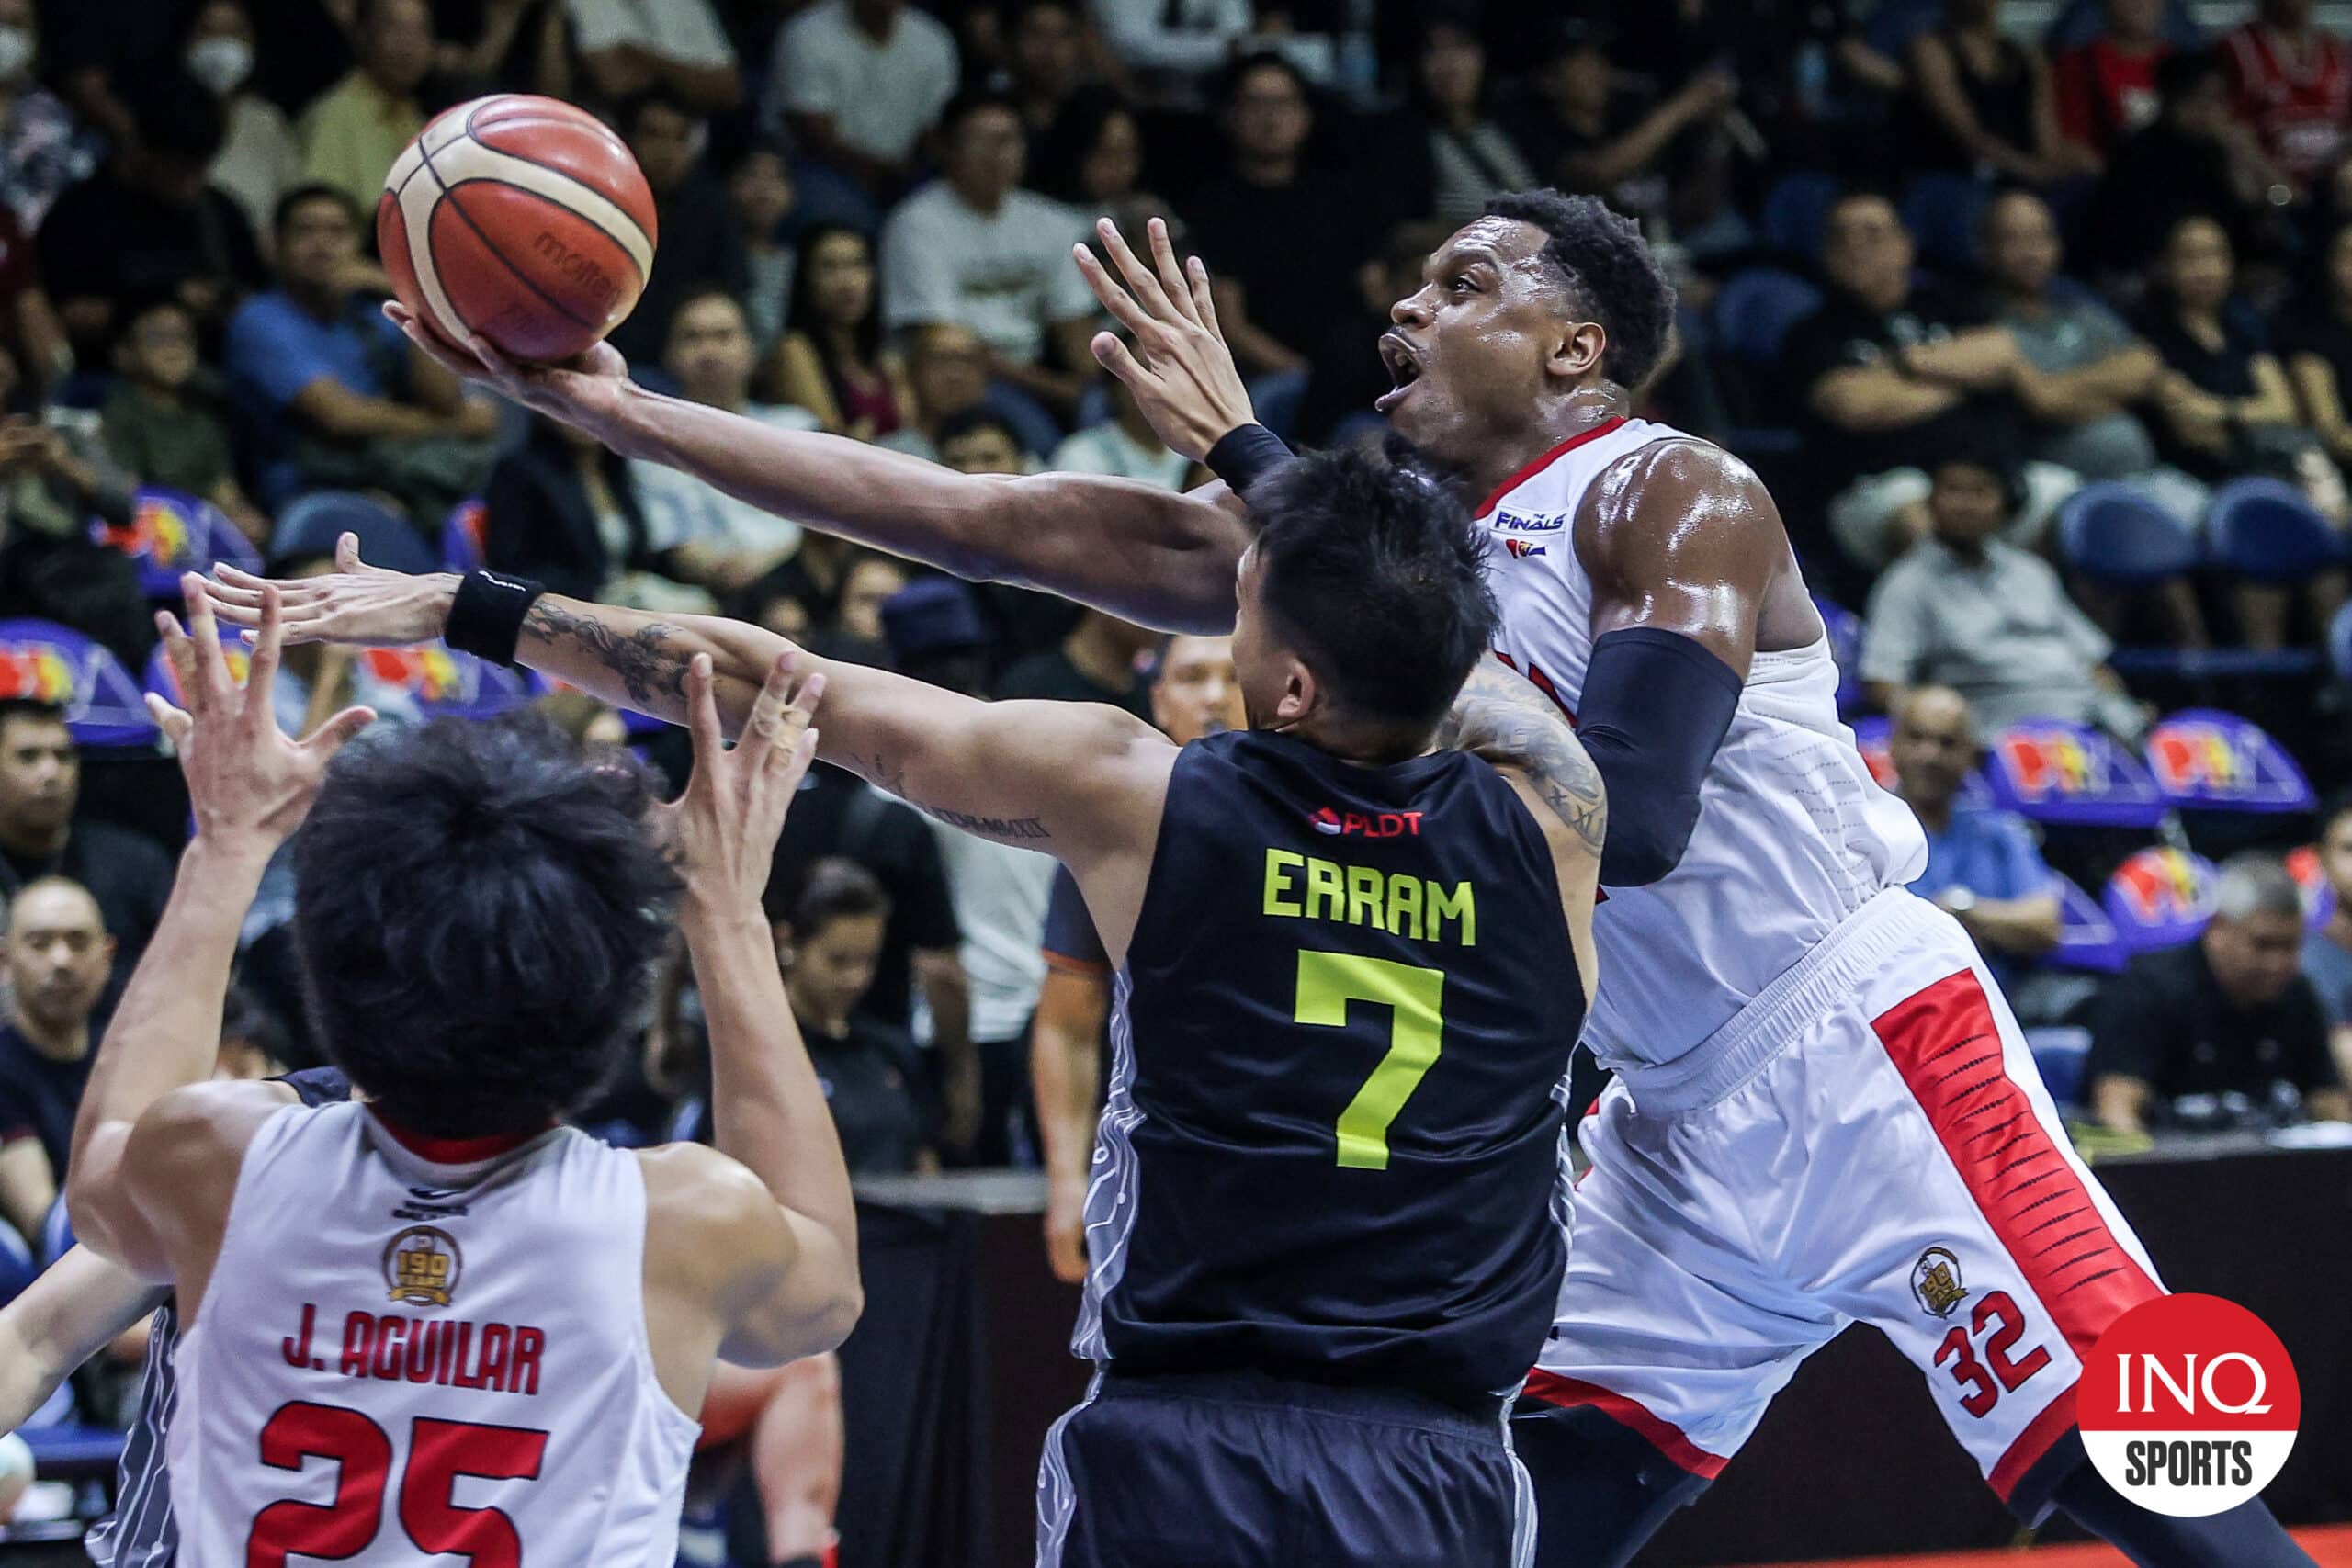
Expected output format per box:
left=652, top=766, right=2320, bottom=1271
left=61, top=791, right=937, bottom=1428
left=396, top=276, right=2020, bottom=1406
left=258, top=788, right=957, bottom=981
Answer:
left=1985, top=720, right=2166, bottom=829
left=2286, top=844, right=2336, bottom=931
left=0, top=619, right=157, bottom=747
left=2105, top=847, right=2219, bottom=953
left=358, top=645, right=531, bottom=720
left=89, top=488, right=263, bottom=597
left=2051, top=874, right=2127, bottom=974
left=2143, top=711, right=2314, bottom=814
left=143, top=628, right=254, bottom=709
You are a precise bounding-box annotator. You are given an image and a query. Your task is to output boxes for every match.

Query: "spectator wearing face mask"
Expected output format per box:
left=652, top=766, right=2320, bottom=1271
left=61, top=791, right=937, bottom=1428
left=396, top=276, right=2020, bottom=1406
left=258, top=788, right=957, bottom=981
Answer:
left=183, top=0, right=299, bottom=255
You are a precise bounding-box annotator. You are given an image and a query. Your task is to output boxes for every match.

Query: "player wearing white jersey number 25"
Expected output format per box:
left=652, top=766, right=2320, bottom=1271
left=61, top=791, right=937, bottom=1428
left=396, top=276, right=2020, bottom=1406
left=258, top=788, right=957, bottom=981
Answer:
left=254, top=194, right=2309, bottom=1568
left=65, top=581, right=861, bottom=1565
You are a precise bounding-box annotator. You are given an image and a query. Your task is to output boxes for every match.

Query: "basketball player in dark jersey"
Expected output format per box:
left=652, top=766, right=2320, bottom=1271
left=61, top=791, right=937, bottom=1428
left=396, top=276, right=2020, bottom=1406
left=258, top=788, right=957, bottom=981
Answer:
left=210, top=444, right=1605, bottom=1566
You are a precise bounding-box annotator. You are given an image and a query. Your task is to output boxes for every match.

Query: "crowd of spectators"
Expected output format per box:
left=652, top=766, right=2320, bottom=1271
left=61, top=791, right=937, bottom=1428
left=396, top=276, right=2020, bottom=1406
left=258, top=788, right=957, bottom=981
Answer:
left=6, top=0, right=2352, bottom=1551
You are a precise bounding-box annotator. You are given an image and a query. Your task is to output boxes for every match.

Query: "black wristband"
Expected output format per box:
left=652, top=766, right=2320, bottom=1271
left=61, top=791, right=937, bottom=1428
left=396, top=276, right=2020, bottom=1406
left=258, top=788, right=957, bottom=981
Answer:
left=444, top=570, right=546, bottom=668
left=1204, top=423, right=1295, bottom=496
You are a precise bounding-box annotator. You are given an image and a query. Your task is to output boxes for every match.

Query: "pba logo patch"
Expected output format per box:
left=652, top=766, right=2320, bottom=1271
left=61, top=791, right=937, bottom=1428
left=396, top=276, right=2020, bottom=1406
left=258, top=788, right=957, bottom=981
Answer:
left=1504, top=538, right=1547, bottom=559
left=1911, top=1247, right=1969, bottom=1317
left=383, top=1225, right=463, bottom=1308
left=2082, top=1294, right=2300, bottom=1517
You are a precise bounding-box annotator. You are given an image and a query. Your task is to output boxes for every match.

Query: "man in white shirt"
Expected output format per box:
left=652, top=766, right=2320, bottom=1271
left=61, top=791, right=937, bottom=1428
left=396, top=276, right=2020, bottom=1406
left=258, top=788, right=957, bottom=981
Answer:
left=1051, top=367, right=1193, bottom=490
left=632, top=288, right=819, bottom=594
left=765, top=0, right=959, bottom=194
left=880, top=89, right=1101, bottom=430
left=567, top=0, right=741, bottom=113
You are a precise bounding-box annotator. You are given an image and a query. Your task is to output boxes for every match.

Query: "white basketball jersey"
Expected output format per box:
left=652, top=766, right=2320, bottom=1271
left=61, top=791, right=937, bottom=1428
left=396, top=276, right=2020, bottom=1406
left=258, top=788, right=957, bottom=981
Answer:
left=1479, top=416, right=1927, bottom=1077
left=171, top=1101, right=699, bottom=1566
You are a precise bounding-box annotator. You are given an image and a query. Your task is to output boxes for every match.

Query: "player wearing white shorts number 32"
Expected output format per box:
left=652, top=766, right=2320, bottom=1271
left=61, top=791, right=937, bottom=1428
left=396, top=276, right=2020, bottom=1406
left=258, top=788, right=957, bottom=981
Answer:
left=300, top=187, right=2312, bottom=1566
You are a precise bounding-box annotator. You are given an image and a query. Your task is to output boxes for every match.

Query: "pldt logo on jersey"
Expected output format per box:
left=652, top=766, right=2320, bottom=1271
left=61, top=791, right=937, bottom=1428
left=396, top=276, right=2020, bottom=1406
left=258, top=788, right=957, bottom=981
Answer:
left=1309, top=807, right=1424, bottom=838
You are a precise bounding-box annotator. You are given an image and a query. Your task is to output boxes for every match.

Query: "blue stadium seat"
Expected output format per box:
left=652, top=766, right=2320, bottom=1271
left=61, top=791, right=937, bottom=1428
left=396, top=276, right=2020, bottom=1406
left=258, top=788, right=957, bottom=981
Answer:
left=270, top=491, right=440, bottom=576
left=2204, top=477, right=2345, bottom=581
left=2025, top=1027, right=2093, bottom=1107
left=1713, top=268, right=1823, bottom=367
left=2056, top=481, right=2199, bottom=583
left=1761, top=172, right=1845, bottom=261
left=2332, top=599, right=2352, bottom=681
left=1899, top=173, right=1995, bottom=270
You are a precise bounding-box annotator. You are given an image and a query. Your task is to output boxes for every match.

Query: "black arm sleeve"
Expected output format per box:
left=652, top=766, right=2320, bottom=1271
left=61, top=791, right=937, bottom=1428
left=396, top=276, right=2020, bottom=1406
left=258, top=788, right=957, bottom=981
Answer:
left=1575, top=627, right=1745, bottom=887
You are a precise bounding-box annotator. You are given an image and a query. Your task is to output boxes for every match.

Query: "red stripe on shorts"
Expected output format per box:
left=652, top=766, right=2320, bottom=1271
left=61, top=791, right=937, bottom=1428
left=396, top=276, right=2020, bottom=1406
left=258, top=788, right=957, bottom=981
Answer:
left=1521, top=1370, right=1730, bottom=1480
left=1871, top=969, right=2161, bottom=1362
left=1988, top=1382, right=2079, bottom=1502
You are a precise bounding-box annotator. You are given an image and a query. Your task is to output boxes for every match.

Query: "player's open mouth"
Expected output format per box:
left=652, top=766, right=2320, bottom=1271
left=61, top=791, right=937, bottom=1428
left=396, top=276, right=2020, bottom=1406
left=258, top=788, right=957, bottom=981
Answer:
left=1375, top=333, right=1422, bottom=412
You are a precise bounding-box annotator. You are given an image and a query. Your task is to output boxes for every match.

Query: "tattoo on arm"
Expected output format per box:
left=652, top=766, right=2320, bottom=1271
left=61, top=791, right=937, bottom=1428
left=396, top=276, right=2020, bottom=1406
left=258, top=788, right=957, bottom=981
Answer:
left=523, top=601, right=693, bottom=712
left=840, top=750, right=1053, bottom=845
left=1439, top=661, right=1607, bottom=855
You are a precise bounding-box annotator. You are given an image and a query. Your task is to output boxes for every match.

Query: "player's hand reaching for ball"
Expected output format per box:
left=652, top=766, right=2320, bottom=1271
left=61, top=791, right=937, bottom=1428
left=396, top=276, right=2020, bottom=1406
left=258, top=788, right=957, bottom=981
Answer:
left=147, top=574, right=375, bottom=860
left=661, top=649, right=824, bottom=925
left=1072, top=216, right=1257, bottom=461
left=204, top=531, right=458, bottom=650
left=383, top=299, right=630, bottom=437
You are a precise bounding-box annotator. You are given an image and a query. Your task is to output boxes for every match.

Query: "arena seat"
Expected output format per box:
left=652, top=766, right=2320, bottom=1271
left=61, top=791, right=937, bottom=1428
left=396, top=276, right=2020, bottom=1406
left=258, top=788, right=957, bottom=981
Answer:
left=1898, top=173, right=1994, bottom=270
left=1713, top=268, right=1824, bottom=366
left=441, top=498, right=488, bottom=572
left=2332, top=599, right=2352, bottom=681
left=270, top=491, right=440, bottom=575
left=1761, top=172, right=1845, bottom=261
left=2205, top=476, right=2345, bottom=581
left=2056, top=481, right=2199, bottom=584
left=2024, top=1026, right=2093, bottom=1107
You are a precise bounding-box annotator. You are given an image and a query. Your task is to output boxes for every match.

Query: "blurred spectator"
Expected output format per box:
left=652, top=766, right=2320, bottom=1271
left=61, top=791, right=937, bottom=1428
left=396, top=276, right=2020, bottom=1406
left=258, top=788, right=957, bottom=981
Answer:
left=482, top=413, right=686, bottom=607
left=1886, top=686, right=2061, bottom=996
left=299, top=0, right=432, bottom=225
left=1185, top=54, right=1380, bottom=430
left=1050, top=365, right=1190, bottom=488
left=1980, top=189, right=2194, bottom=511
left=1404, top=10, right=1537, bottom=227
left=101, top=296, right=270, bottom=545
left=38, top=72, right=264, bottom=367
left=724, top=140, right=798, bottom=360
left=0, top=700, right=170, bottom=990
left=1094, top=0, right=1251, bottom=82
left=925, top=403, right=1077, bottom=659
left=1032, top=87, right=1163, bottom=225
left=999, top=606, right=1157, bottom=718
left=0, top=876, right=109, bottom=1242
left=818, top=547, right=908, bottom=663
left=936, top=406, right=1030, bottom=475
left=1904, top=0, right=2089, bottom=186
left=766, top=772, right=973, bottom=1154
left=1861, top=449, right=2147, bottom=736
left=1505, top=20, right=1739, bottom=244
left=2090, top=853, right=2352, bottom=1133
left=885, top=321, right=992, bottom=461
left=2303, top=798, right=2352, bottom=1075
left=223, top=184, right=497, bottom=520
left=185, top=0, right=300, bottom=254
left=763, top=0, right=959, bottom=197
left=1782, top=192, right=2060, bottom=570
left=880, top=89, right=1099, bottom=435
left=214, top=985, right=289, bottom=1082
left=771, top=225, right=910, bottom=441
left=430, top=0, right=555, bottom=91
left=632, top=288, right=819, bottom=597
left=567, top=0, right=739, bottom=114
left=531, top=689, right=629, bottom=750
left=1001, top=0, right=1091, bottom=141
left=0, top=0, right=96, bottom=235
left=1295, top=220, right=1444, bottom=449
left=2089, top=50, right=2286, bottom=279
left=2052, top=0, right=2173, bottom=164
left=609, top=89, right=750, bottom=368
left=2217, top=0, right=2350, bottom=196
left=1033, top=630, right=1241, bottom=1279
left=2137, top=213, right=2307, bottom=487
left=760, top=858, right=934, bottom=1173
left=2280, top=220, right=2352, bottom=469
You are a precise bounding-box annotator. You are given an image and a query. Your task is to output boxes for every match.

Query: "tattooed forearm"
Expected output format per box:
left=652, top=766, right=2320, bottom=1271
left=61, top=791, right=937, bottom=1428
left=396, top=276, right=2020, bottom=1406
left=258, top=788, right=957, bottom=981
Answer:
left=1441, top=661, right=1607, bottom=855
left=522, top=601, right=695, bottom=713
left=840, top=749, right=1053, bottom=845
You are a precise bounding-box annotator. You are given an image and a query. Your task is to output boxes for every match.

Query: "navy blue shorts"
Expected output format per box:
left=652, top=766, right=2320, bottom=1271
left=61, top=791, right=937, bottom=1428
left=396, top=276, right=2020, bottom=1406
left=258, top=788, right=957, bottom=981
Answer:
left=1036, top=1370, right=1533, bottom=1567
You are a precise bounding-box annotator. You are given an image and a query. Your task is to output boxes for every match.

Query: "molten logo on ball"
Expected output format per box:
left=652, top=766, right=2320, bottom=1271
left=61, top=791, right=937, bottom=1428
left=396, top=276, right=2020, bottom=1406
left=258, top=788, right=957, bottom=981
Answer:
left=2081, top=1294, right=2299, bottom=1517
left=530, top=231, right=617, bottom=310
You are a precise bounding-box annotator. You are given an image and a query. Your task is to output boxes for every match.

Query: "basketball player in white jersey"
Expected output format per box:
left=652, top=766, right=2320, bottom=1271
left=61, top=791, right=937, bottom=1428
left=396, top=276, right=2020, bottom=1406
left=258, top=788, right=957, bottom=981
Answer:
left=221, top=195, right=2305, bottom=1567
left=66, top=581, right=860, bottom=1564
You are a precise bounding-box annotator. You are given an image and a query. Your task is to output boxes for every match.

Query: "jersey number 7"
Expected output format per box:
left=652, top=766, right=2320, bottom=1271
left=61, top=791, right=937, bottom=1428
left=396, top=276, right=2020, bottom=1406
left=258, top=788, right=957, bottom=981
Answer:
left=1293, top=950, right=1446, bottom=1170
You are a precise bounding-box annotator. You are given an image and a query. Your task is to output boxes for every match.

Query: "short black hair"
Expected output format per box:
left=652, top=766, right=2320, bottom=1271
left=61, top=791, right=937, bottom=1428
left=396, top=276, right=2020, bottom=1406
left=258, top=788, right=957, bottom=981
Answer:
left=789, top=857, right=891, bottom=938
left=291, top=715, right=681, bottom=1138
left=0, top=698, right=70, bottom=747
left=1483, top=188, right=1676, bottom=391
left=1248, top=441, right=1498, bottom=741
left=274, top=181, right=360, bottom=237
left=665, top=284, right=748, bottom=344
left=1217, top=49, right=1309, bottom=109
left=135, top=71, right=229, bottom=164
left=938, top=86, right=1023, bottom=141
left=934, top=406, right=1022, bottom=452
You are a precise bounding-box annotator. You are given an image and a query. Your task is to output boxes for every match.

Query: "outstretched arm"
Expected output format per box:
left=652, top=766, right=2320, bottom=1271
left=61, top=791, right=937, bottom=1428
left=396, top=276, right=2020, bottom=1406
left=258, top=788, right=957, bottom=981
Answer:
left=0, top=1248, right=161, bottom=1433
left=385, top=305, right=1252, bottom=635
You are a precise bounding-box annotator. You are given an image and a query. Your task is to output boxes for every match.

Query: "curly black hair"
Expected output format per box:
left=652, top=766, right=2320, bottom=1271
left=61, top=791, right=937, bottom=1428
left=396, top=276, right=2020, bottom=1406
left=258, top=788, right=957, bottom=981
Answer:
left=291, top=713, right=682, bottom=1138
left=1483, top=188, right=1677, bottom=392
left=1248, top=437, right=1498, bottom=739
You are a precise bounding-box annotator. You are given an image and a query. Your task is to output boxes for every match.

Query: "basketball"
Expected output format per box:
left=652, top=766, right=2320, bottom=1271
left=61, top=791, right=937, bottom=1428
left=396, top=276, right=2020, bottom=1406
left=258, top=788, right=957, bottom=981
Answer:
left=378, top=95, right=658, bottom=365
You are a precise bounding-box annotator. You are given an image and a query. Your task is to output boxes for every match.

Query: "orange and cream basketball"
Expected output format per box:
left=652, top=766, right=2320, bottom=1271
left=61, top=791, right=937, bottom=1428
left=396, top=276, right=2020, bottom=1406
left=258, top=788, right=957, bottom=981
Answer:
left=378, top=94, right=658, bottom=364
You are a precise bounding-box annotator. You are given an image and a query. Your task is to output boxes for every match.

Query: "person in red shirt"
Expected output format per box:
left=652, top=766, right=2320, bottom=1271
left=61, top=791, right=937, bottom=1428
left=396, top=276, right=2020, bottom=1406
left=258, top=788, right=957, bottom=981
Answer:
left=2053, top=0, right=2173, bottom=164
left=2219, top=0, right=2352, bottom=190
